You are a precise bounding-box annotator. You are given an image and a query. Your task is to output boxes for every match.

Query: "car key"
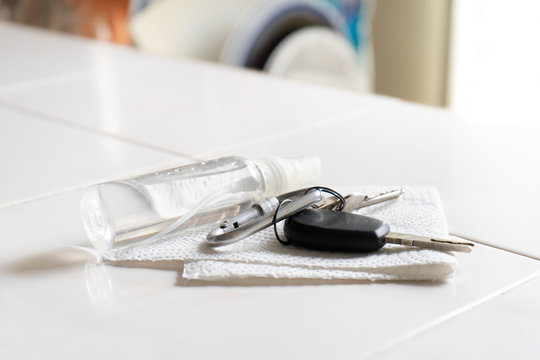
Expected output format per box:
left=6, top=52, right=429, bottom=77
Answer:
left=283, top=209, right=474, bottom=252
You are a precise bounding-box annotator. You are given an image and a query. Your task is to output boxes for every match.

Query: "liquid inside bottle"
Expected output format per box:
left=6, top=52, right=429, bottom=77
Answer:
left=134, top=157, right=262, bottom=218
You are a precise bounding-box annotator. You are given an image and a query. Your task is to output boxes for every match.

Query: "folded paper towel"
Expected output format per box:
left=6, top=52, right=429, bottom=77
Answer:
left=104, top=186, right=458, bottom=281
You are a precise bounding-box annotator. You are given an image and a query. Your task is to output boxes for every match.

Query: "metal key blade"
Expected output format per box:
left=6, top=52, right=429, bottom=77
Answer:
left=343, top=188, right=403, bottom=212
left=384, top=232, right=474, bottom=252
left=313, top=189, right=404, bottom=211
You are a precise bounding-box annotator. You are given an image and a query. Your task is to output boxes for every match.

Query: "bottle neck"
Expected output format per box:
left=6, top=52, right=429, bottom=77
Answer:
left=252, top=156, right=321, bottom=196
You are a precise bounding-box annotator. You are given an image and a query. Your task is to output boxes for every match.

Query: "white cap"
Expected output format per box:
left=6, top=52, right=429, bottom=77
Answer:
left=253, top=156, right=322, bottom=195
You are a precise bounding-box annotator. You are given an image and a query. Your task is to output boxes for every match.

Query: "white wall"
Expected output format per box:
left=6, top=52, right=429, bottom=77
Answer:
left=449, top=0, right=540, bottom=126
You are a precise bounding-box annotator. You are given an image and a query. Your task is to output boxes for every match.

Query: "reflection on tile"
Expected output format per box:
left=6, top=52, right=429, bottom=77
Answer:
left=0, top=190, right=92, bottom=262
left=0, top=232, right=538, bottom=359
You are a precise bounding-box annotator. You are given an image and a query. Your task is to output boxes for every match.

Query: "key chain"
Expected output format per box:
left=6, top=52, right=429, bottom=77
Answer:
left=206, top=187, right=328, bottom=247
left=273, top=186, right=345, bottom=245
left=207, top=186, right=473, bottom=252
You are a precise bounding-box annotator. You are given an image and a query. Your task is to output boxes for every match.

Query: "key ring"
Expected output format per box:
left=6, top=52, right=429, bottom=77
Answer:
left=273, top=186, right=346, bottom=244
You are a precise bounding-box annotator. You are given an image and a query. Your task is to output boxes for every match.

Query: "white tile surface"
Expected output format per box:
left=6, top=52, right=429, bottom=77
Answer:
left=198, top=102, right=540, bottom=259
left=0, top=106, right=183, bottom=207
left=0, top=50, right=395, bottom=155
left=372, top=275, right=540, bottom=359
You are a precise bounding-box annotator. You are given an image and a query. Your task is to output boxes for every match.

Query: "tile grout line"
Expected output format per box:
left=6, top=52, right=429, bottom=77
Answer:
left=0, top=51, right=148, bottom=95
left=0, top=99, right=389, bottom=210
left=0, top=99, right=397, bottom=213
left=0, top=157, right=195, bottom=211
left=0, top=76, right=397, bottom=210
left=0, top=99, right=195, bottom=159
left=0, top=183, right=103, bottom=211
left=450, top=232, right=540, bottom=261
left=362, top=269, right=540, bottom=360
left=0, top=71, right=92, bottom=95
left=0, top=97, right=392, bottom=210
left=194, top=99, right=400, bottom=159
left=0, top=91, right=398, bottom=163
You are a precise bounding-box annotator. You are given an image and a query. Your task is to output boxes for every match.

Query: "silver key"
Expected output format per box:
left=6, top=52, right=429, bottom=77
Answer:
left=343, top=189, right=403, bottom=212
left=315, top=189, right=403, bottom=212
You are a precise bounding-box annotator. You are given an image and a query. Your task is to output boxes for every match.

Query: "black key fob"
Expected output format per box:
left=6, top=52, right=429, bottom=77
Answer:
left=283, top=209, right=390, bottom=252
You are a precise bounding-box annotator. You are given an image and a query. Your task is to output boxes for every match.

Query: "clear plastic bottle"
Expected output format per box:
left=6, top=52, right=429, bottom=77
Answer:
left=81, top=155, right=321, bottom=251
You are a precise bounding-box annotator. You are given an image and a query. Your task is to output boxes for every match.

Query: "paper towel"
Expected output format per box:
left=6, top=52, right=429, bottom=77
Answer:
left=104, top=186, right=458, bottom=281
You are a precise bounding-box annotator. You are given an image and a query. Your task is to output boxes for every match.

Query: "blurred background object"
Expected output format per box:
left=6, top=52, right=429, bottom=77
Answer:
left=0, top=0, right=130, bottom=43
left=2, top=0, right=539, bottom=126
left=372, top=0, right=451, bottom=107
left=0, top=0, right=372, bottom=91
left=129, top=0, right=372, bottom=91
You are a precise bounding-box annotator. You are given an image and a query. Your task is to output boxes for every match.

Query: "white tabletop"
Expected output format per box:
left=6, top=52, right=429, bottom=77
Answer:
left=1, top=23, right=539, bottom=359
